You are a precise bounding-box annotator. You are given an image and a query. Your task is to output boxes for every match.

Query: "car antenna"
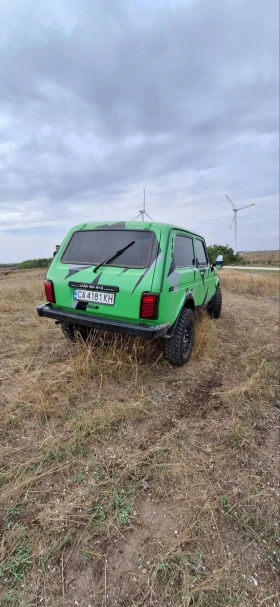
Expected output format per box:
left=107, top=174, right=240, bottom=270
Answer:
left=132, top=188, right=154, bottom=221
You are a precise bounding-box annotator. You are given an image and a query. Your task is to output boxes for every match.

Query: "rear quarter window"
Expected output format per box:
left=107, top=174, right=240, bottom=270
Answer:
left=61, top=229, right=155, bottom=268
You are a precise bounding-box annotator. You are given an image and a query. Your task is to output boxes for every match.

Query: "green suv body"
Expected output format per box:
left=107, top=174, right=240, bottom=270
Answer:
left=37, top=221, right=223, bottom=365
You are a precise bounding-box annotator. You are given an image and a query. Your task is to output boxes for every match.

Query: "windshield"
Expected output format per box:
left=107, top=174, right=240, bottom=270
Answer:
left=61, top=229, right=155, bottom=269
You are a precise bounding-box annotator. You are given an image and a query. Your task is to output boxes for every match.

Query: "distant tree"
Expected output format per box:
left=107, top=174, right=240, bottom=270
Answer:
left=0, top=263, right=18, bottom=268
left=207, top=244, right=243, bottom=266
left=18, top=258, right=52, bottom=270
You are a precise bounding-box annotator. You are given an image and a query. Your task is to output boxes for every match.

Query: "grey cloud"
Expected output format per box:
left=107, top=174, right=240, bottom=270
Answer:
left=0, top=0, right=279, bottom=255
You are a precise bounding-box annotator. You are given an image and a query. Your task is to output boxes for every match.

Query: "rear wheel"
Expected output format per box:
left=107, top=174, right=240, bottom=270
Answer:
left=61, top=322, right=76, bottom=342
left=60, top=323, right=91, bottom=342
left=208, top=285, right=222, bottom=318
left=165, top=308, right=195, bottom=366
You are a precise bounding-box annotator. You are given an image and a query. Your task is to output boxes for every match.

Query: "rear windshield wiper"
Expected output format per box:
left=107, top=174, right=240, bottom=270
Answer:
left=93, top=240, right=135, bottom=273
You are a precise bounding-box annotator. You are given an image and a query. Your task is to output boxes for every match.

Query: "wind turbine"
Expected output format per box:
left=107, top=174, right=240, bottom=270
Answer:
left=132, top=189, right=154, bottom=222
left=226, top=195, right=255, bottom=254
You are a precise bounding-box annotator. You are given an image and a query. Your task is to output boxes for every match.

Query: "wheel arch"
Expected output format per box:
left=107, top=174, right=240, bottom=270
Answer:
left=166, top=291, right=195, bottom=338
left=182, top=291, right=195, bottom=311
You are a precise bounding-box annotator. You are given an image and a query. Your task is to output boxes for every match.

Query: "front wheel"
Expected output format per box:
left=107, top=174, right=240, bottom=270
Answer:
left=165, top=308, right=195, bottom=366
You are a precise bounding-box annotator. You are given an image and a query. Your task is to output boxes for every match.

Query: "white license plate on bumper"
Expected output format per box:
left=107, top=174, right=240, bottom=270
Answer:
left=73, top=289, right=115, bottom=305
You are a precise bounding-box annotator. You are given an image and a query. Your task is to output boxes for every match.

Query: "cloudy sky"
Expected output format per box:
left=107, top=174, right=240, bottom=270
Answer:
left=0, top=0, right=279, bottom=262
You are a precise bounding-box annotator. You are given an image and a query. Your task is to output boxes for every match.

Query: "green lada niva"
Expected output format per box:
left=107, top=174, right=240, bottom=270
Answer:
left=37, top=221, right=223, bottom=366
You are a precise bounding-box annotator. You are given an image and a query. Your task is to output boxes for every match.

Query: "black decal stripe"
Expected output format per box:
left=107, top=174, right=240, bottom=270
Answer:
left=95, top=221, right=126, bottom=230
left=90, top=272, right=102, bottom=285
left=132, top=269, right=147, bottom=294
left=170, top=285, right=194, bottom=292
left=201, top=288, right=209, bottom=306
left=64, top=266, right=92, bottom=280
left=131, top=242, right=162, bottom=294
left=131, top=234, right=161, bottom=294
left=167, top=253, right=176, bottom=278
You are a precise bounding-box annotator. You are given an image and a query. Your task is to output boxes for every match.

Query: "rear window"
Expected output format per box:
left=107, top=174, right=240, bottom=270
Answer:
left=61, top=229, right=155, bottom=268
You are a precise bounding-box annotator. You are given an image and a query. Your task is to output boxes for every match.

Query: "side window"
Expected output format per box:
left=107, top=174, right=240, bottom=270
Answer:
left=195, top=239, right=208, bottom=265
left=174, top=235, right=195, bottom=268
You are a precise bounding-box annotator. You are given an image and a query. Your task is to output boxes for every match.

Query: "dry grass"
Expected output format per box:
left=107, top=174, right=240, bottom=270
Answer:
left=0, top=269, right=279, bottom=607
left=241, top=250, right=280, bottom=267
left=220, top=269, right=279, bottom=297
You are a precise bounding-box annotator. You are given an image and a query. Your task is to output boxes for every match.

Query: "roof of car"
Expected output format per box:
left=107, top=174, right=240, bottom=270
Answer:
left=72, top=220, right=204, bottom=240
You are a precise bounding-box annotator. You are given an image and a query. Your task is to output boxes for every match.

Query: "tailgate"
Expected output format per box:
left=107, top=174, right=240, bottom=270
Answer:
left=49, top=226, right=162, bottom=324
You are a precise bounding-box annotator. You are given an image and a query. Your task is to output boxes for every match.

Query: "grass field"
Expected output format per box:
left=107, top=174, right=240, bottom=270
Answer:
left=0, top=269, right=279, bottom=607
left=240, top=251, right=280, bottom=267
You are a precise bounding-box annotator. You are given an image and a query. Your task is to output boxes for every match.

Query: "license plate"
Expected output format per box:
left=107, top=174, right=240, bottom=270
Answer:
left=73, top=289, right=115, bottom=306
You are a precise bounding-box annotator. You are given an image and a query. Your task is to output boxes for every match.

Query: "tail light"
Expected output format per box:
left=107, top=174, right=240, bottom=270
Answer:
left=140, top=293, right=159, bottom=320
left=44, top=280, right=56, bottom=303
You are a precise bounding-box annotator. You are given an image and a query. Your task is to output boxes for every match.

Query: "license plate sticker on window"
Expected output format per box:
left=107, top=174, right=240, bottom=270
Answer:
left=73, top=289, right=115, bottom=305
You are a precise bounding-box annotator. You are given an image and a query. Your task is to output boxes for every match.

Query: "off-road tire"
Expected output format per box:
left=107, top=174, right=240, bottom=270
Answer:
left=61, top=322, right=91, bottom=342
left=165, top=308, right=195, bottom=366
left=61, top=322, right=76, bottom=342
left=208, top=285, right=222, bottom=318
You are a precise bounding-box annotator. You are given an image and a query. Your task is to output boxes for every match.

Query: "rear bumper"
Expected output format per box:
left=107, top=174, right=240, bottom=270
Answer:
left=36, top=304, right=170, bottom=340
